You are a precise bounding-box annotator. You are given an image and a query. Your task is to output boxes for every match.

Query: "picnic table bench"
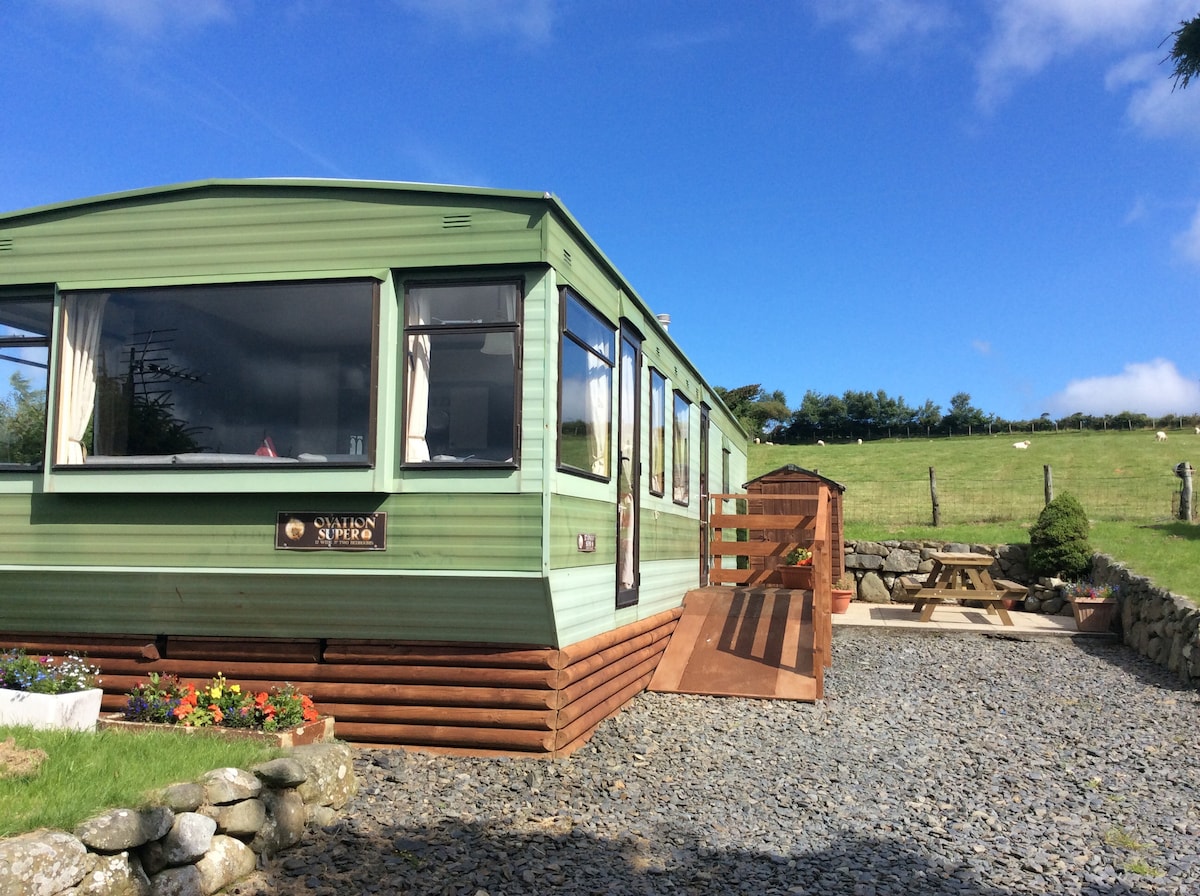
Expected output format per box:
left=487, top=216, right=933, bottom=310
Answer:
left=903, top=552, right=1024, bottom=625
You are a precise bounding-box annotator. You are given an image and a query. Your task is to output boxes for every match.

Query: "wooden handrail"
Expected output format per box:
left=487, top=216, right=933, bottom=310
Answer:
left=707, top=489, right=833, bottom=680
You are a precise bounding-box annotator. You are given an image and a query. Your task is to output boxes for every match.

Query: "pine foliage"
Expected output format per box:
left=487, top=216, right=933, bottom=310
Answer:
left=1027, top=492, right=1093, bottom=579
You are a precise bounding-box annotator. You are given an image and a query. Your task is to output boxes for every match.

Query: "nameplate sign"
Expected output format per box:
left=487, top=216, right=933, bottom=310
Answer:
left=275, top=512, right=387, bottom=551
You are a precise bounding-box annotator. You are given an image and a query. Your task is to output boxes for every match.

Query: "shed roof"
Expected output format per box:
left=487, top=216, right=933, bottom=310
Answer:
left=744, top=464, right=846, bottom=492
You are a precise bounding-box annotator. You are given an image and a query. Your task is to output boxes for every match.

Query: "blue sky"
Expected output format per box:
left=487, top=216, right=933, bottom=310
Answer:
left=3, top=0, right=1200, bottom=422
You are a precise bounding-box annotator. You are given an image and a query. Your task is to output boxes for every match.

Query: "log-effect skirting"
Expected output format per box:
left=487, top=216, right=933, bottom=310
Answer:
left=0, top=609, right=681, bottom=758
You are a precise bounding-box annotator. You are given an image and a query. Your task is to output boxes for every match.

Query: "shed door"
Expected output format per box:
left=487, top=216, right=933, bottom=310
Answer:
left=616, top=326, right=640, bottom=608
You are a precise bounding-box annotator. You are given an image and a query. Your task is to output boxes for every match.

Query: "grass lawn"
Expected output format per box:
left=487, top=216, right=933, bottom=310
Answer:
left=0, top=726, right=283, bottom=838
left=749, top=430, right=1200, bottom=602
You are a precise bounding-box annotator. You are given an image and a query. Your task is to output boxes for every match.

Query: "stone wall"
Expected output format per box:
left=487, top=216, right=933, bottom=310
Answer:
left=841, top=539, right=1033, bottom=605
left=1092, top=552, right=1200, bottom=687
left=842, top=539, right=1200, bottom=687
left=0, top=741, right=357, bottom=896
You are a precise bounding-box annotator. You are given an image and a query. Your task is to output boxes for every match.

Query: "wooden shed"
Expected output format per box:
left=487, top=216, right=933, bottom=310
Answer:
left=744, top=465, right=845, bottom=585
left=0, top=179, right=749, bottom=756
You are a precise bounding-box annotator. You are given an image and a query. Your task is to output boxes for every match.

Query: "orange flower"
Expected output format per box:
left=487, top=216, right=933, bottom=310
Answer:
left=209, top=704, right=224, bottom=724
left=301, top=695, right=319, bottom=722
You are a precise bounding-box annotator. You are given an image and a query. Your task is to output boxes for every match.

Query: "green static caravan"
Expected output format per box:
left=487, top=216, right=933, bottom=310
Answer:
left=0, top=179, right=748, bottom=755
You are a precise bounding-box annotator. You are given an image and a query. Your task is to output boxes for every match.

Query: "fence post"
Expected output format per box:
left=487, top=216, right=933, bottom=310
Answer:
left=929, top=466, right=940, bottom=527
left=1044, top=465, right=1053, bottom=505
left=1177, top=462, right=1194, bottom=522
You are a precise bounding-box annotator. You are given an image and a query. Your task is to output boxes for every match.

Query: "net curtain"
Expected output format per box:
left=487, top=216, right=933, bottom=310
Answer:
left=55, top=294, right=108, bottom=465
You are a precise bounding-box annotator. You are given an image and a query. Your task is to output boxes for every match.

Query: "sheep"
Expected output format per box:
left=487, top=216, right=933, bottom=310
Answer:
left=1156, top=431, right=1167, bottom=442
left=816, top=440, right=825, bottom=447
left=856, top=438, right=863, bottom=445
left=1195, top=426, right=1199, bottom=435
left=1012, top=440, right=1031, bottom=449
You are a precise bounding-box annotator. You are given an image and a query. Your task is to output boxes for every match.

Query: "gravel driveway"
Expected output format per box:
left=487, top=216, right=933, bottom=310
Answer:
left=232, top=629, right=1200, bottom=895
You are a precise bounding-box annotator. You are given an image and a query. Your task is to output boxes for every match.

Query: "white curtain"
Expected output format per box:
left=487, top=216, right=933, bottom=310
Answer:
left=55, top=294, right=108, bottom=465
left=586, top=352, right=610, bottom=476
left=404, top=291, right=431, bottom=462
left=673, top=397, right=690, bottom=503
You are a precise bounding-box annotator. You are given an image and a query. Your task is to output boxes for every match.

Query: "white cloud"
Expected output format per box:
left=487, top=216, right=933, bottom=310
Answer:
left=1046, top=359, right=1200, bottom=417
left=1172, top=200, right=1200, bottom=264
left=971, top=339, right=992, bottom=356
left=812, top=0, right=1199, bottom=118
left=1104, top=50, right=1200, bottom=138
left=975, top=0, right=1193, bottom=110
left=810, top=0, right=954, bottom=56
left=47, top=0, right=233, bottom=37
left=395, top=0, right=555, bottom=43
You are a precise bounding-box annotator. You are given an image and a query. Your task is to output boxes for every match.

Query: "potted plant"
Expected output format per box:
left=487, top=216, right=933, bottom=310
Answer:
left=1064, top=582, right=1118, bottom=633
left=777, top=546, right=813, bottom=589
left=831, top=574, right=855, bottom=614
left=0, top=648, right=104, bottom=731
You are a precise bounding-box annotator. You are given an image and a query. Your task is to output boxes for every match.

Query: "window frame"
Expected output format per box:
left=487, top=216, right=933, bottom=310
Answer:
left=400, top=276, right=523, bottom=470
left=557, top=288, right=616, bottom=482
left=648, top=367, right=666, bottom=497
left=672, top=389, right=691, bottom=506
left=0, top=287, right=54, bottom=471
left=52, top=277, right=380, bottom=471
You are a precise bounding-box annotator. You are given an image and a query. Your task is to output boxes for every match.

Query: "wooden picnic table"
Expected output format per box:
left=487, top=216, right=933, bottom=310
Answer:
left=905, top=551, right=1023, bottom=625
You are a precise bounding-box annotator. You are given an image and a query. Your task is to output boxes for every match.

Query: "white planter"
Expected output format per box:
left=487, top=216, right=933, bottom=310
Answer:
left=0, top=688, right=104, bottom=731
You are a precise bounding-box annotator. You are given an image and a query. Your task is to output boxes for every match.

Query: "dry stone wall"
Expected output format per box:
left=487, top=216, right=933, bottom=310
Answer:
left=842, top=539, right=1200, bottom=687
left=0, top=741, right=357, bottom=896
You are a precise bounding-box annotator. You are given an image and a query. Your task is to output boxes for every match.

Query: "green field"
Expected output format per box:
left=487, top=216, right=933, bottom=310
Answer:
left=748, top=430, right=1199, bottom=601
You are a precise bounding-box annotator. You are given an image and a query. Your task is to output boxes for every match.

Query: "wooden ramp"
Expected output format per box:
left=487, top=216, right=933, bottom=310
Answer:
left=648, top=586, right=820, bottom=702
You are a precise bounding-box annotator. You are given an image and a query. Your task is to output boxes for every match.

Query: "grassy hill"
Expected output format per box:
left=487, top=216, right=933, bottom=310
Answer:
left=747, top=430, right=1199, bottom=601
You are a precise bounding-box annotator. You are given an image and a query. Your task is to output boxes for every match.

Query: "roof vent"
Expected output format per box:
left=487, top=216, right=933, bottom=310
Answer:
left=0, top=239, right=13, bottom=252
left=442, top=214, right=471, bottom=229
left=656, top=313, right=670, bottom=331
left=562, top=249, right=572, bottom=266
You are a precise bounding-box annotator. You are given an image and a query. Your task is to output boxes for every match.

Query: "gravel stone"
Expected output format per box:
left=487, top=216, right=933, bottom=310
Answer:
left=229, top=630, right=1200, bottom=896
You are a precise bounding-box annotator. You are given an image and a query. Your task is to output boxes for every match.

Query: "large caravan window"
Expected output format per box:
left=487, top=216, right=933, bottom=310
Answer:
left=56, top=280, right=376, bottom=467
left=559, top=291, right=614, bottom=479
left=673, top=391, right=690, bottom=505
left=648, top=368, right=666, bottom=496
left=403, top=280, right=520, bottom=466
left=0, top=293, right=52, bottom=467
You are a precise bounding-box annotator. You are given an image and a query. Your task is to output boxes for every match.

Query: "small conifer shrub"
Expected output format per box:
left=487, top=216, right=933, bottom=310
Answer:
left=1027, top=492, right=1092, bottom=580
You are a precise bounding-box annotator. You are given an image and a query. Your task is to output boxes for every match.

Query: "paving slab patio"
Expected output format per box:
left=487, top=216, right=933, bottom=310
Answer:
left=830, top=600, right=1098, bottom=637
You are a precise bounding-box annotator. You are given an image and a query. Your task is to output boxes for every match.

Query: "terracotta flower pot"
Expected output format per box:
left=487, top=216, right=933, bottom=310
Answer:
left=831, top=589, right=854, bottom=614
left=778, top=564, right=814, bottom=590
left=1071, top=597, right=1117, bottom=633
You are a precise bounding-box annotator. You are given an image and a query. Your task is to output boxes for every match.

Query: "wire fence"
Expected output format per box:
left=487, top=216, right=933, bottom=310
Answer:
left=845, top=469, right=1187, bottom=528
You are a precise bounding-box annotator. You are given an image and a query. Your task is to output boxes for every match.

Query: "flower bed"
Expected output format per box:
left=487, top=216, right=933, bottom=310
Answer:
left=100, top=672, right=334, bottom=746
left=120, top=672, right=320, bottom=730
left=96, top=713, right=334, bottom=748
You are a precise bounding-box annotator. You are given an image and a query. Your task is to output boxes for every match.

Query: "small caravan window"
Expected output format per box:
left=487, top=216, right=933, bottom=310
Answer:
left=0, top=292, right=52, bottom=467
left=673, top=391, right=690, bottom=505
left=56, top=279, right=376, bottom=467
left=559, top=290, right=614, bottom=480
left=648, top=368, right=666, bottom=496
left=402, top=280, right=520, bottom=466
